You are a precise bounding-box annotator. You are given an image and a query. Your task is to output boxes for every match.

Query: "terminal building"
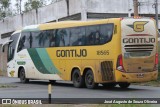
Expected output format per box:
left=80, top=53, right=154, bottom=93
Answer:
left=0, top=0, right=160, bottom=73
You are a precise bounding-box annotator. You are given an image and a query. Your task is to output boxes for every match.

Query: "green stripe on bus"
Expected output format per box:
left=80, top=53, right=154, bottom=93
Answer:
left=36, top=48, right=60, bottom=74
left=27, top=48, right=51, bottom=74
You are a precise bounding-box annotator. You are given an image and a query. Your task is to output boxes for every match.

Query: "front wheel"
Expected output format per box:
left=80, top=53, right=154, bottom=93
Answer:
left=85, top=69, right=98, bottom=89
left=119, top=83, right=130, bottom=88
left=19, top=68, right=29, bottom=83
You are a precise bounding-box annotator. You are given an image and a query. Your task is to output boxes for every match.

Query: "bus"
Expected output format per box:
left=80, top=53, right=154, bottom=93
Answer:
left=3, top=17, right=158, bottom=89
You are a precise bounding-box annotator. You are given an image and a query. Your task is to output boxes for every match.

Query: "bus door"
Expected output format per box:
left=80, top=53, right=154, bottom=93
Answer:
left=121, top=18, right=157, bottom=74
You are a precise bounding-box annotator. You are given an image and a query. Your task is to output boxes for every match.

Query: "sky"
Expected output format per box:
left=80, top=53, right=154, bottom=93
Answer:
left=11, top=0, right=27, bottom=10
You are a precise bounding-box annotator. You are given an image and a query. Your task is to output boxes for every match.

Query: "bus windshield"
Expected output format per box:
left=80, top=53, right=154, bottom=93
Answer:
left=8, top=33, right=19, bottom=62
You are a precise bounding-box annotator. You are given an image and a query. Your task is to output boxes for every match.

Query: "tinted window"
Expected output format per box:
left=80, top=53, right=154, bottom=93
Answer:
left=99, top=24, right=114, bottom=44
left=31, top=31, right=41, bottom=48
left=47, top=30, right=56, bottom=47
left=70, top=27, right=85, bottom=46
left=8, top=33, right=20, bottom=62
left=86, top=25, right=100, bottom=45
left=86, top=24, right=114, bottom=45
left=18, top=31, right=53, bottom=51
left=55, top=29, right=70, bottom=47
left=18, top=32, right=30, bottom=52
left=16, top=23, right=114, bottom=50
left=33, top=31, right=50, bottom=48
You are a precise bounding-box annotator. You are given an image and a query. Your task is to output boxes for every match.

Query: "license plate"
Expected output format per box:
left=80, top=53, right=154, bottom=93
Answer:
left=137, top=73, right=144, bottom=78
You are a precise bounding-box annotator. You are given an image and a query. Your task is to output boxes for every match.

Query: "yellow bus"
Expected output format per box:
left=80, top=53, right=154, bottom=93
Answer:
left=4, top=17, right=158, bottom=89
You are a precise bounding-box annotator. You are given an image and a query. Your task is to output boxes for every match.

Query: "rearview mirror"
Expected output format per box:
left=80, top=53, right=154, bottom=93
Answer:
left=2, top=44, right=5, bottom=52
left=1, top=40, right=13, bottom=52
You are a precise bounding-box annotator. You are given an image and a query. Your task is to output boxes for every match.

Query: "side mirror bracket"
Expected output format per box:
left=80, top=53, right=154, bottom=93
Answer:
left=1, top=40, right=13, bottom=53
left=2, top=44, right=5, bottom=52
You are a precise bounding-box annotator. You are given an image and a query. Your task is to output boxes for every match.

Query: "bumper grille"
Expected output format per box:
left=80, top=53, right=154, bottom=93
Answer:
left=101, top=61, right=114, bottom=81
left=124, top=44, right=154, bottom=52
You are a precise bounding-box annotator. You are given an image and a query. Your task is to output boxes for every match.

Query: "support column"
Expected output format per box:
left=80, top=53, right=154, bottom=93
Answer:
left=133, top=0, right=139, bottom=17
left=128, top=0, right=132, bottom=17
left=81, top=0, right=87, bottom=21
left=155, top=0, right=159, bottom=28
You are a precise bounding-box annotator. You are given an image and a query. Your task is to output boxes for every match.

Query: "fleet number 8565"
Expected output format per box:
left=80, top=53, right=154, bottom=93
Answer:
left=97, top=50, right=109, bottom=55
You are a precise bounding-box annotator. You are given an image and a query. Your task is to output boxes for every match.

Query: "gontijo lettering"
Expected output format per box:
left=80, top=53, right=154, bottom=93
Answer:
left=123, top=38, right=155, bottom=44
left=56, top=49, right=87, bottom=57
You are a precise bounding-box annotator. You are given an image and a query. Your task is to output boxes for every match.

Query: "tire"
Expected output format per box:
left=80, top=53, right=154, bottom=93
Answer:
left=72, top=69, right=85, bottom=88
left=85, top=69, right=98, bottom=89
left=102, top=83, right=116, bottom=88
left=19, top=68, right=29, bottom=83
left=49, top=80, right=56, bottom=84
left=119, top=83, right=130, bottom=88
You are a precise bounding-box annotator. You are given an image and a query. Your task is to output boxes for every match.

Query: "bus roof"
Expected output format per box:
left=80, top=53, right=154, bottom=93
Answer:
left=14, top=17, right=153, bottom=34
left=18, top=18, right=120, bottom=32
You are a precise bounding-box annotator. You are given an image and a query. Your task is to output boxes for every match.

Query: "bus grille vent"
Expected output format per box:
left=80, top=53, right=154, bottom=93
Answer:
left=101, top=61, right=114, bottom=81
left=124, top=44, right=154, bottom=52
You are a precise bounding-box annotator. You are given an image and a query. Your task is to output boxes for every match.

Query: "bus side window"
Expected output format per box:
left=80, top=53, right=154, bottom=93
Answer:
left=18, top=32, right=31, bottom=52
left=64, top=29, right=70, bottom=46
left=29, top=32, right=33, bottom=48
left=18, top=35, right=25, bottom=52
left=55, top=29, right=61, bottom=47
left=70, top=27, right=85, bottom=46
left=43, top=31, right=48, bottom=47
left=70, top=27, right=79, bottom=46
left=86, top=25, right=99, bottom=45
left=48, top=30, right=56, bottom=47
left=31, top=31, right=41, bottom=48
left=94, top=31, right=100, bottom=45
left=58, top=29, right=70, bottom=47
left=37, top=31, right=50, bottom=48
left=79, top=27, right=86, bottom=45
left=100, top=24, right=114, bottom=44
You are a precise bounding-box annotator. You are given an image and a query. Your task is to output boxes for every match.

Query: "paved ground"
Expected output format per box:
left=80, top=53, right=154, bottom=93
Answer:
left=0, top=76, right=160, bottom=98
